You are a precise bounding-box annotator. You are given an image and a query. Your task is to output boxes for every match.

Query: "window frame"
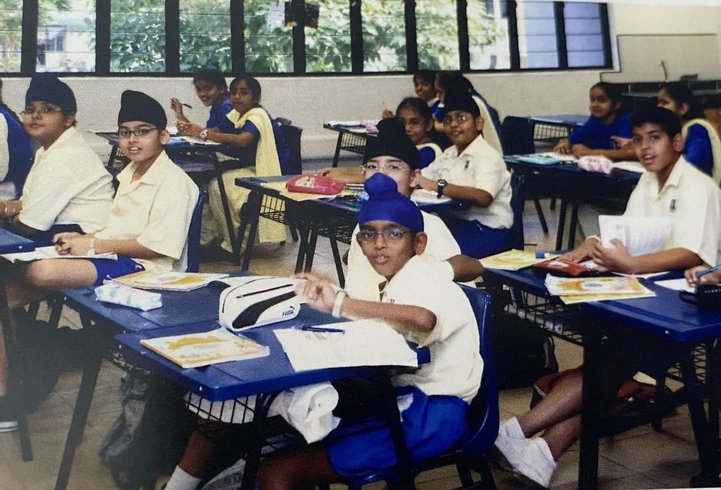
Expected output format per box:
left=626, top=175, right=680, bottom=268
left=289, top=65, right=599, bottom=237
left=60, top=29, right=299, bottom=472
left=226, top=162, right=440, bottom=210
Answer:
left=5, top=0, right=611, bottom=77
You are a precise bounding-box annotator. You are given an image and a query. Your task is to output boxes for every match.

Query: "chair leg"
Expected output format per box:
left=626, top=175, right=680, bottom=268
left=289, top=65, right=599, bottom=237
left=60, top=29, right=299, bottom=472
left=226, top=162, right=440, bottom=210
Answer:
left=532, top=197, right=549, bottom=234
left=48, top=297, right=64, bottom=329
left=469, top=456, right=496, bottom=490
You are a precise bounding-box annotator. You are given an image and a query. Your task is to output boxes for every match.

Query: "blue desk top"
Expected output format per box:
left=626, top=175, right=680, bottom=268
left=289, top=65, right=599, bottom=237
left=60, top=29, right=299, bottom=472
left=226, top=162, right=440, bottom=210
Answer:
left=0, top=228, right=35, bottom=254
left=528, top=114, right=587, bottom=127
left=503, top=155, right=641, bottom=187
left=484, top=267, right=721, bottom=343
left=116, top=306, right=429, bottom=401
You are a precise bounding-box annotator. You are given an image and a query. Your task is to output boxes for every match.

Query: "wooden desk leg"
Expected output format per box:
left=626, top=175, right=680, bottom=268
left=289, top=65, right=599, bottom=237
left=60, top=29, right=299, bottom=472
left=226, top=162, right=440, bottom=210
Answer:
left=332, top=132, right=344, bottom=168
left=0, top=276, right=33, bottom=461
left=55, top=315, right=103, bottom=490
left=213, top=156, right=238, bottom=256
left=579, top=320, right=602, bottom=490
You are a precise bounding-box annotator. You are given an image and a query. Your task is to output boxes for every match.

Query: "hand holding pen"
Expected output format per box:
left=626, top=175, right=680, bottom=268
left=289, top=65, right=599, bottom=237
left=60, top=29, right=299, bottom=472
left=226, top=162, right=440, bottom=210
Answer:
left=686, top=264, right=721, bottom=287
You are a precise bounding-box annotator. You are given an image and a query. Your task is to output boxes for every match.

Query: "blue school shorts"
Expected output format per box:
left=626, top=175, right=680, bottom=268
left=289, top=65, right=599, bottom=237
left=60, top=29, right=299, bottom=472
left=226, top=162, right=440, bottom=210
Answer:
left=325, top=386, right=471, bottom=478
left=33, top=224, right=84, bottom=247
left=443, top=215, right=510, bottom=259
left=90, top=256, right=145, bottom=286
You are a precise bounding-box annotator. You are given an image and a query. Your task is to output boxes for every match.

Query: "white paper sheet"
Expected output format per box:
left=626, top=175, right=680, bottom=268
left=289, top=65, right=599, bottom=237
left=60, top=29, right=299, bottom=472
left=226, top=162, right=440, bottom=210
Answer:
left=0, top=246, right=117, bottom=263
left=598, top=215, right=672, bottom=256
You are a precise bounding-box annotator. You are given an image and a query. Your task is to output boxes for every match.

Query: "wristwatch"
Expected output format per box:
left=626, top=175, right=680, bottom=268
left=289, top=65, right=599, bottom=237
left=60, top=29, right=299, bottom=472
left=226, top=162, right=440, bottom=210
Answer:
left=199, top=129, right=209, bottom=142
left=436, top=179, right=448, bottom=198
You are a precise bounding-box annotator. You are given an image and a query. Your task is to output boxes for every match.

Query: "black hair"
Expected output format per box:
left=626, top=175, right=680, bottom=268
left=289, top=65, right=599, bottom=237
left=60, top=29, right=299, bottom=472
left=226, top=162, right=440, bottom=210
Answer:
left=413, top=70, right=436, bottom=85
left=590, top=82, right=623, bottom=104
left=436, top=71, right=475, bottom=95
left=395, top=97, right=432, bottom=122
left=659, top=82, right=705, bottom=120
left=229, top=75, right=261, bottom=102
left=193, top=68, right=228, bottom=92
left=631, top=106, right=682, bottom=138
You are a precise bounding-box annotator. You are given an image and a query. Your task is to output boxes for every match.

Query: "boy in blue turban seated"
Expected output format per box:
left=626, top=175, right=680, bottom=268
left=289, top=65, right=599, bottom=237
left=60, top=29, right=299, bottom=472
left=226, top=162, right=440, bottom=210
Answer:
left=256, top=173, right=484, bottom=488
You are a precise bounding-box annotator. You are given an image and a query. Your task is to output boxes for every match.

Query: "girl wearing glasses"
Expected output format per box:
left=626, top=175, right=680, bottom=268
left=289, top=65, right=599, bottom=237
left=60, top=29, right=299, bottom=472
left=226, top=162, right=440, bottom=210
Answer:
left=0, top=74, right=113, bottom=246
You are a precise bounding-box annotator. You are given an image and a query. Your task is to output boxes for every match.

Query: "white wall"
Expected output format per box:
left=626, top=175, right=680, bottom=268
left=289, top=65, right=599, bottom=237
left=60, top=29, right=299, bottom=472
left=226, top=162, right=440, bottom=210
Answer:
left=2, top=3, right=721, bottom=161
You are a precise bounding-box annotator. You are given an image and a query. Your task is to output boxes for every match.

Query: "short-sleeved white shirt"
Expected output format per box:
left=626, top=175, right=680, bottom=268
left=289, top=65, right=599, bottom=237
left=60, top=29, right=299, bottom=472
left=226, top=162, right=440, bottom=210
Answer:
left=20, top=127, right=114, bottom=232
left=95, top=151, right=199, bottom=272
left=421, top=134, right=513, bottom=229
left=381, top=255, right=483, bottom=403
left=624, top=156, right=721, bottom=266
left=345, top=210, right=461, bottom=301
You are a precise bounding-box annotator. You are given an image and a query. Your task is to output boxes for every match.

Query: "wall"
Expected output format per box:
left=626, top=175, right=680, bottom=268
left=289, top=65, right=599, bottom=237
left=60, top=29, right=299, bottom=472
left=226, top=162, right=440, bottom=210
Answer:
left=2, top=3, right=720, bottom=161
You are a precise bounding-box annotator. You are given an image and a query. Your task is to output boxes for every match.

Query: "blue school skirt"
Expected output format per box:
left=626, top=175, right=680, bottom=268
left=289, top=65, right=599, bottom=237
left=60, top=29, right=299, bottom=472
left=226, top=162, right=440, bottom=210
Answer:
left=443, top=216, right=510, bottom=259
left=325, top=386, right=471, bottom=478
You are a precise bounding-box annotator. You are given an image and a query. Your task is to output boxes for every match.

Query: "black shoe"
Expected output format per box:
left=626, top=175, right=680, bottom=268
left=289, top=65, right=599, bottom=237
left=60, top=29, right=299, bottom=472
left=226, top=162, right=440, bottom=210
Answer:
left=0, top=397, right=18, bottom=433
left=200, top=245, right=235, bottom=262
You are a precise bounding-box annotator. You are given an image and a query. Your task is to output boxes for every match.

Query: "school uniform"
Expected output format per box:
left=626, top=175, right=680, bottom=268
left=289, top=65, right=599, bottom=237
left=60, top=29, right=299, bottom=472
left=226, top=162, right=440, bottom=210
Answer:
left=421, top=134, right=513, bottom=258
left=682, top=118, right=721, bottom=184
left=95, top=150, right=199, bottom=272
left=207, top=97, right=249, bottom=161
left=326, top=255, right=483, bottom=477
left=624, top=155, right=721, bottom=266
left=345, top=210, right=461, bottom=301
left=19, top=126, right=114, bottom=240
left=207, top=106, right=290, bottom=251
left=568, top=112, right=632, bottom=149
left=416, top=141, right=442, bottom=169
left=0, top=108, right=32, bottom=201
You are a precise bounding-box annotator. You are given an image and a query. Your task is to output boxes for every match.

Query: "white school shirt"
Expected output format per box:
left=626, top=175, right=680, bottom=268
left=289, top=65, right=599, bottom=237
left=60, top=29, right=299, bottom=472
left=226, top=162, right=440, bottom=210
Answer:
left=95, top=151, right=199, bottom=272
left=421, top=134, right=513, bottom=229
left=20, top=127, right=113, bottom=232
left=0, top=114, right=8, bottom=181
left=345, top=210, right=461, bottom=301
left=381, top=255, right=483, bottom=404
left=624, top=156, right=721, bottom=267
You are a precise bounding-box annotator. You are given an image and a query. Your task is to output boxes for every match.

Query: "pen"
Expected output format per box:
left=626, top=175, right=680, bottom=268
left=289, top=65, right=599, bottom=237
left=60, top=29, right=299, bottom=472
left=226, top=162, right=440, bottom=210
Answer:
left=696, top=263, right=721, bottom=279
left=535, top=252, right=551, bottom=259
left=299, top=325, right=345, bottom=334
left=182, top=103, right=193, bottom=109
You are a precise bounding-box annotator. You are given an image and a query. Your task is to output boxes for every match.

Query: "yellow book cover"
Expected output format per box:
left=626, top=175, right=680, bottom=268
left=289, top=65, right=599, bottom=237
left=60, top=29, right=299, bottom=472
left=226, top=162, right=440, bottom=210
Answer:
left=481, top=249, right=559, bottom=271
left=140, top=328, right=270, bottom=368
left=112, top=271, right=228, bottom=291
left=545, top=275, right=650, bottom=296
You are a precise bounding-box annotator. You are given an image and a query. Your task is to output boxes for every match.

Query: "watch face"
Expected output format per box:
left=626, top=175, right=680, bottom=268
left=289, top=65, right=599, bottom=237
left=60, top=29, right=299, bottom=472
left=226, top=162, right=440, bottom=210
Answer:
left=438, top=179, right=447, bottom=186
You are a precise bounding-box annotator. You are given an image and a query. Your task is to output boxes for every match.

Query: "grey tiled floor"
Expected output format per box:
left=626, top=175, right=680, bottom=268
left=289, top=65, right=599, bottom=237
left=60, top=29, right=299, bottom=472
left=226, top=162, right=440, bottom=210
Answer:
left=0, top=191, right=705, bottom=489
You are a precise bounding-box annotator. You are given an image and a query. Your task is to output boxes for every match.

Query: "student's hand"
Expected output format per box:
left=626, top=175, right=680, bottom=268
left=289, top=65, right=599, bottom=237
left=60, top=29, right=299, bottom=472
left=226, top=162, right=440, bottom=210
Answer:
left=590, top=239, right=633, bottom=273
left=381, top=109, right=395, bottom=119
left=177, top=121, right=202, bottom=138
left=416, top=175, right=437, bottom=192
left=170, top=98, right=185, bottom=118
left=561, top=237, right=598, bottom=263
left=293, top=273, right=337, bottom=313
left=610, top=136, right=633, bottom=149
left=55, top=234, right=93, bottom=256
left=685, top=265, right=721, bottom=286
left=570, top=144, right=594, bottom=158
left=554, top=139, right=572, bottom=155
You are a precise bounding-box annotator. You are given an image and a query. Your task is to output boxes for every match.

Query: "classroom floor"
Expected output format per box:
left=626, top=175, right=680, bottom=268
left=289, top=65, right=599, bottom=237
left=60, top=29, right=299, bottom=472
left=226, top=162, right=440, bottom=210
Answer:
left=0, top=163, right=704, bottom=489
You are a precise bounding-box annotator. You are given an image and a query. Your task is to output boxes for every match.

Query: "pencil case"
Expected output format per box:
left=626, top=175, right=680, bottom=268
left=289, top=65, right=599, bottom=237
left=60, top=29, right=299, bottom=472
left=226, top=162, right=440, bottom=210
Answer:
left=516, top=154, right=561, bottom=166
left=286, top=175, right=345, bottom=195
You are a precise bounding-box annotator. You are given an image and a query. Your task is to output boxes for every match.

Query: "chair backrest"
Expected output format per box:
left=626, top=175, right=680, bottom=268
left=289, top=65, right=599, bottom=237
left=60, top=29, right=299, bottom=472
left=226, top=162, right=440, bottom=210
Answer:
left=458, top=286, right=499, bottom=455
left=186, top=190, right=208, bottom=273
left=278, top=123, right=303, bottom=175
left=500, top=116, right=536, bottom=155
left=508, top=172, right=525, bottom=250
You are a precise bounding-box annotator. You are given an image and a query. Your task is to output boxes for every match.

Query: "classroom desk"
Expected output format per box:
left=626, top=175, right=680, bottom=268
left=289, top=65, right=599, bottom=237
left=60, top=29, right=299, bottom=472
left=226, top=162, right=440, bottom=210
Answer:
left=526, top=114, right=585, bottom=148
left=484, top=267, right=721, bottom=489
left=503, top=156, right=640, bottom=250
left=57, top=278, right=428, bottom=490
left=0, top=229, right=36, bottom=461
left=95, top=132, right=244, bottom=256
left=234, top=175, right=467, bottom=285
left=323, top=123, right=376, bottom=167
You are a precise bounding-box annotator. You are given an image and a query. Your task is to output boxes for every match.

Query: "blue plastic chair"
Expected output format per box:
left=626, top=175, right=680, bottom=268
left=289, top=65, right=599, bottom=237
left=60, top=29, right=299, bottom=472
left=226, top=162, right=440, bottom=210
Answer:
left=330, top=286, right=499, bottom=489
left=186, top=189, right=208, bottom=273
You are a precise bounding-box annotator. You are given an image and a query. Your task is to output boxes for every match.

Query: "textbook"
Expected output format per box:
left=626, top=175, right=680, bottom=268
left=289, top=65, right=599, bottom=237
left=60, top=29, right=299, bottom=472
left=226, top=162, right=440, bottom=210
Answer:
left=0, top=246, right=117, bottom=263
left=112, top=271, right=229, bottom=291
left=481, top=249, right=559, bottom=270
left=545, top=275, right=655, bottom=304
left=140, top=328, right=270, bottom=369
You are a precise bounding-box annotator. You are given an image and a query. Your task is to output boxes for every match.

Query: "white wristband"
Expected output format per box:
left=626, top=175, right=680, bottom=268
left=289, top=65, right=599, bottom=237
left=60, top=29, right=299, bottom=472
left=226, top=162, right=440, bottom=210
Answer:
left=332, top=290, right=346, bottom=318
left=587, top=235, right=601, bottom=243
left=87, top=238, right=97, bottom=256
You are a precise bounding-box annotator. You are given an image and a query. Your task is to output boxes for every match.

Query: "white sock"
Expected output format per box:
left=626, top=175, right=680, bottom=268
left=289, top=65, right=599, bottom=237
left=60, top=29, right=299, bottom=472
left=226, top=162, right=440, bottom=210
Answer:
left=501, top=417, right=526, bottom=439
left=165, top=466, right=202, bottom=490
left=536, top=437, right=557, bottom=465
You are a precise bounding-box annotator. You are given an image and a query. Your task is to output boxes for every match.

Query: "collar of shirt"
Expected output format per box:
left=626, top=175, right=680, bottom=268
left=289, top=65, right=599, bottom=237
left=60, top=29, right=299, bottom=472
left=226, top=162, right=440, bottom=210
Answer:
left=35, top=126, right=77, bottom=160
left=650, top=155, right=687, bottom=199
left=117, top=150, right=173, bottom=187
left=381, top=255, right=432, bottom=301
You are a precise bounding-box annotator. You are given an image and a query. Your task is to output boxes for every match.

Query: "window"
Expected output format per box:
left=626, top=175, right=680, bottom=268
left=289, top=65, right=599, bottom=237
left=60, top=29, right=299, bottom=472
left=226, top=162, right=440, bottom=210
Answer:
left=37, top=0, right=95, bottom=73
left=244, top=0, right=293, bottom=73
left=468, top=0, right=510, bottom=70
left=416, top=0, right=459, bottom=70
left=7, top=0, right=611, bottom=75
left=0, top=4, right=23, bottom=72
left=179, top=0, right=231, bottom=73
left=305, top=0, right=351, bottom=73
left=362, top=0, right=406, bottom=72
left=110, top=0, right=165, bottom=73
left=517, top=0, right=559, bottom=69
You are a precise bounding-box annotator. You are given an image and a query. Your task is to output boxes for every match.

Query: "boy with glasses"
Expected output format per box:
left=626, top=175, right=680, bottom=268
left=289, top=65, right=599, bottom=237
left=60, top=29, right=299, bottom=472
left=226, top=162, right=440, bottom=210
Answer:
left=0, top=74, right=114, bottom=246
left=417, top=90, right=513, bottom=258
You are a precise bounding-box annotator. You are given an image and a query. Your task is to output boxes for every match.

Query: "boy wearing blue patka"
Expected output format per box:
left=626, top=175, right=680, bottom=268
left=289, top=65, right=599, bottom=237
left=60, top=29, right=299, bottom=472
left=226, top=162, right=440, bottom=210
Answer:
left=257, top=173, right=483, bottom=487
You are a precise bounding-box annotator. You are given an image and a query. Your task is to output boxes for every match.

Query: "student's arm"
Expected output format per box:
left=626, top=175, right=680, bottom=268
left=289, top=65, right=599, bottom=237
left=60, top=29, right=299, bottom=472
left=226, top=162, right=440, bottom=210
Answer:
left=170, top=98, right=190, bottom=124
left=55, top=233, right=163, bottom=260
left=294, top=273, right=436, bottom=333
left=205, top=127, right=257, bottom=148
left=562, top=237, right=598, bottom=263
left=554, top=138, right=572, bottom=155
left=590, top=239, right=701, bottom=274
left=447, top=254, right=484, bottom=281
left=416, top=174, right=493, bottom=207
left=571, top=144, right=637, bottom=162
left=0, top=200, right=22, bottom=220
